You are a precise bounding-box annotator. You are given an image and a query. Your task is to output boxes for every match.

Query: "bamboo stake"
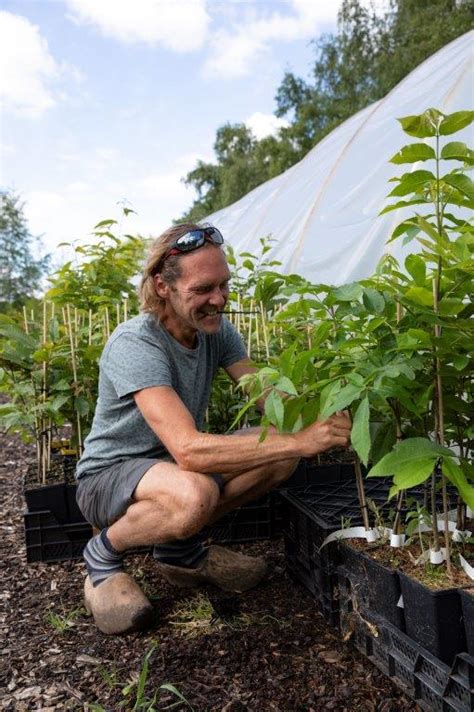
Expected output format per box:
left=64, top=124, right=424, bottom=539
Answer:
left=392, top=300, right=405, bottom=536
left=254, top=303, right=260, bottom=356
left=246, top=299, right=254, bottom=357
left=88, top=309, right=93, bottom=346
left=306, top=325, right=312, bottom=350
left=116, top=303, right=121, bottom=326
left=41, top=300, right=48, bottom=484
left=66, top=304, right=83, bottom=458
left=260, top=301, right=270, bottom=361
left=236, top=293, right=241, bottom=333
left=104, top=307, right=110, bottom=340
left=432, top=277, right=452, bottom=576
left=22, top=306, right=29, bottom=334
left=123, top=298, right=128, bottom=322
left=74, top=308, right=79, bottom=348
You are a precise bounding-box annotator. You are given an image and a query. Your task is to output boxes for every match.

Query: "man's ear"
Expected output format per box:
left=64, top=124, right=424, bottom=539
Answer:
left=153, top=274, right=170, bottom=300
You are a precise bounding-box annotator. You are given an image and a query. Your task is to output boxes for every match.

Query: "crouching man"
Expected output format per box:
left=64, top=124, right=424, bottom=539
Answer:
left=76, top=223, right=352, bottom=634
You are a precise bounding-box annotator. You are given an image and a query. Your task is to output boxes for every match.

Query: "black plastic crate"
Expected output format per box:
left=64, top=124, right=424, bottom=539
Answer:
left=204, top=457, right=346, bottom=544
left=24, top=510, right=92, bottom=563
left=203, top=494, right=274, bottom=543
left=337, top=576, right=474, bottom=712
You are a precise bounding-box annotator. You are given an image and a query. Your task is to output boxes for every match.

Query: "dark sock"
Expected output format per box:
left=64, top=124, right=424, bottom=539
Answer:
left=83, top=528, right=124, bottom=586
left=153, top=534, right=206, bottom=569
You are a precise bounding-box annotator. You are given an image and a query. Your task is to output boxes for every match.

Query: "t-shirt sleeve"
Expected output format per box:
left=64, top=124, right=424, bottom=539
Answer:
left=102, top=332, right=172, bottom=398
left=219, top=318, right=247, bottom=368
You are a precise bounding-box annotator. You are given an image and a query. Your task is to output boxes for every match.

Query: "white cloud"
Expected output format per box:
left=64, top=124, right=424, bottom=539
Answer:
left=64, top=0, right=210, bottom=51
left=0, top=11, right=59, bottom=117
left=245, top=112, right=289, bottom=140
left=204, top=0, right=341, bottom=79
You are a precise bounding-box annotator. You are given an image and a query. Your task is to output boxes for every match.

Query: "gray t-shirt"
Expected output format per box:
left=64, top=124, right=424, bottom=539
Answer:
left=76, top=313, right=246, bottom=478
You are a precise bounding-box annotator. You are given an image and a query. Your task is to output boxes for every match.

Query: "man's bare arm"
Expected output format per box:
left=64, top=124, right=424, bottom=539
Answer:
left=134, top=385, right=351, bottom=480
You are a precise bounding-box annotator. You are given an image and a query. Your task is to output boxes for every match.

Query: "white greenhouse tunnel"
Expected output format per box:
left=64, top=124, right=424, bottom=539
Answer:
left=206, top=30, right=474, bottom=285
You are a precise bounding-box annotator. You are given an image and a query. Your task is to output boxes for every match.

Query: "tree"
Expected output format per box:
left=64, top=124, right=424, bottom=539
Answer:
left=180, top=0, right=473, bottom=221
left=0, top=191, right=50, bottom=311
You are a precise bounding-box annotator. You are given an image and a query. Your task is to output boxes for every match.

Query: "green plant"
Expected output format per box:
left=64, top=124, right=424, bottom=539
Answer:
left=44, top=606, right=83, bottom=633
left=0, top=211, right=146, bottom=478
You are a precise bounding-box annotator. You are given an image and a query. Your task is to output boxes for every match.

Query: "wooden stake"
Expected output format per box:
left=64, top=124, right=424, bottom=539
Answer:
left=260, top=301, right=270, bottom=361
left=66, top=304, right=83, bottom=457
left=22, top=306, right=29, bottom=334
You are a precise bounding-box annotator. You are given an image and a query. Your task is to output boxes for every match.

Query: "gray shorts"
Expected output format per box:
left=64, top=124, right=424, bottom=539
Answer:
left=76, top=458, right=226, bottom=531
left=76, top=457, right=167, bottom=530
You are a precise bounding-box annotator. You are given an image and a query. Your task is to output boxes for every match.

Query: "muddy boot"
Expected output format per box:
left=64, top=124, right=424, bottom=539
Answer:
left=156, top=545, right=267, bottom=592
left=84, top=573, right=154, bottom=635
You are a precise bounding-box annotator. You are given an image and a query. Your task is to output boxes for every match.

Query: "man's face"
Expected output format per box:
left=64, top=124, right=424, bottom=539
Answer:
left=157, top=245, right=231, bottom=342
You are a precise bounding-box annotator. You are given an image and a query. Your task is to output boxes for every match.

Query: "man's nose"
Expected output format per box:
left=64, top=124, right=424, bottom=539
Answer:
left=209, top=286, right=227, bottom=306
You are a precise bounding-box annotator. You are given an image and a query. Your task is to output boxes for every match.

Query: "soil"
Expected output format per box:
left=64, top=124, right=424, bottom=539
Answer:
left=0, top=429, right=421, bottom=712
left=347, top=532, right=474, bottom=591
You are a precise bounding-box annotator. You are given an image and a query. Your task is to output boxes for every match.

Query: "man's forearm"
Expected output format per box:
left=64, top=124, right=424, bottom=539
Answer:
left=176, top=429, right=300, bottom=479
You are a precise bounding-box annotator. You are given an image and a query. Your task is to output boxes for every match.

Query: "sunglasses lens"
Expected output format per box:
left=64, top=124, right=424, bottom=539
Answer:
left=176, top=227, right=224, bottom=251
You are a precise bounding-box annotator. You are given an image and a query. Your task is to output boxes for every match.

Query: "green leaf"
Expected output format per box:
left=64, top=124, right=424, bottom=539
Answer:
left=438, top=298, right=465, bottom=316
left=321, top=382, right=363, bottom=418
left=441, top=141, right=474, bottom=163
left=442, top=174, right=474, bottom=201
left=439, top=110, right=474, bottom=136
left=398, top=109, right=444, bottom=138
left=404, top=254, right=426, bottom=285
left=93, top=218, right=118, bottom=228
left=264, top=391, right=284, bottom=431
left=392, top=458, right=435, bottom=489
left=443, top=459, right=474, bottom=510
left=351, top=396, right=370, bottom=466
left=452, top=354, right=469, bottom=371
left=370, top=420, right=397, bottom=465
left=367, top=437, right=453, bottom=478
left=404, top=286, right=433, bottom=307
left=397, top=329, right=431, bottom=350
left=275, top=375, right=298, bottom=396
left=388, top=170, right=435, bottom=197
left=380, top=198, right=428, bottom=216
left=390, top=143, right=436, bottom=164
left=74, top=396, right=90, bottom=417
left=362, top=288, right=385, bottom=314
left=50, top=394, right=70, bottom=411
left=332, top=282, right=363, bottom=302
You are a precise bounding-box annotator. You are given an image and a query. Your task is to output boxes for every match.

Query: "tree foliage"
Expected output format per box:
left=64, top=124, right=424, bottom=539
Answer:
left=0, top=191, right=50, bottom=312
left=180, top=0, right=473, bottom=221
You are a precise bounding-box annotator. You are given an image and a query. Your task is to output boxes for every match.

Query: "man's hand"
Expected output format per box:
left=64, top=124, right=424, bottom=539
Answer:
left=296, top=411, right=352, bottom=458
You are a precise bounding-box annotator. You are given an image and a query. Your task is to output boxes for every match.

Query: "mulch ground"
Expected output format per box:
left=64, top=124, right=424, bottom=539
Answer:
left=0, top=429, right=420, bottom=712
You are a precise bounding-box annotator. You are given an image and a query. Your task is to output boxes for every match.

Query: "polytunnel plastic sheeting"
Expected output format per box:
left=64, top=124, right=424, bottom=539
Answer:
left=205, top=30, right=474, bottom=286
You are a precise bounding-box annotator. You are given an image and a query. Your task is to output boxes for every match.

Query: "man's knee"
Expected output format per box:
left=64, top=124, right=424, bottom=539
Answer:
left=172, top=473, right=220, bottom=539
left=263, top=458, right=299, bottom=488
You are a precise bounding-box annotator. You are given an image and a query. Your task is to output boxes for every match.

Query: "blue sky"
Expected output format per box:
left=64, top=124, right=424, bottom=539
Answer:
left=1, top=1, right=346, bottom=264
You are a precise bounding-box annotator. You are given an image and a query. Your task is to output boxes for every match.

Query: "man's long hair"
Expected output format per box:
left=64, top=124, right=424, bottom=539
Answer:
left=139, top=222, right=202, bottom=315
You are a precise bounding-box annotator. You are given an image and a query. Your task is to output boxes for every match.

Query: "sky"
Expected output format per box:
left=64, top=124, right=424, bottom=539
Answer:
left=0, top=1, right=347, bottom=265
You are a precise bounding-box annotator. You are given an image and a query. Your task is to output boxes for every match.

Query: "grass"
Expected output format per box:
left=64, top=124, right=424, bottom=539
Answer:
left=86, top=642, right=194, bottom=711
left=44, top=605, right=84, bottom=633
left=166, top=591, right=290, bottom=637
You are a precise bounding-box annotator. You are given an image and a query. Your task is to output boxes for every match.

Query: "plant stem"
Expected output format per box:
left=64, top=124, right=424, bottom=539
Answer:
left=354, top=453, right=370, bottom=530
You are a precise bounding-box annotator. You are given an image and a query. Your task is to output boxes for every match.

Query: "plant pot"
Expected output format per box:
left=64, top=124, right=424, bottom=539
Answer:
left=459, top=587, right=474, bottom=657
left=399, top=571, right=466, bottom=665
left=338, top=542, right=405, bottom=631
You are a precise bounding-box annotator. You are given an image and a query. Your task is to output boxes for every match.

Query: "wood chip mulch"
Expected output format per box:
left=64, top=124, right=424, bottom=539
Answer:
left=0, top=429, right=420, bottom=711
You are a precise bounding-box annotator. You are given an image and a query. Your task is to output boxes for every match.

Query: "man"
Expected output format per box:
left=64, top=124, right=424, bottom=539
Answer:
left=76, top=223, right=352, bottom=635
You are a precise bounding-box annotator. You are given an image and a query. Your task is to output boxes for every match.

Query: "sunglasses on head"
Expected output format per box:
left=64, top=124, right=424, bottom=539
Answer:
left=155, top=226, right=224, bottom=273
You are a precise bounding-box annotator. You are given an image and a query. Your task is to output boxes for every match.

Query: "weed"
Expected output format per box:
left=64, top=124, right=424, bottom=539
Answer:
left=44, top=606, right=83, bottom=633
